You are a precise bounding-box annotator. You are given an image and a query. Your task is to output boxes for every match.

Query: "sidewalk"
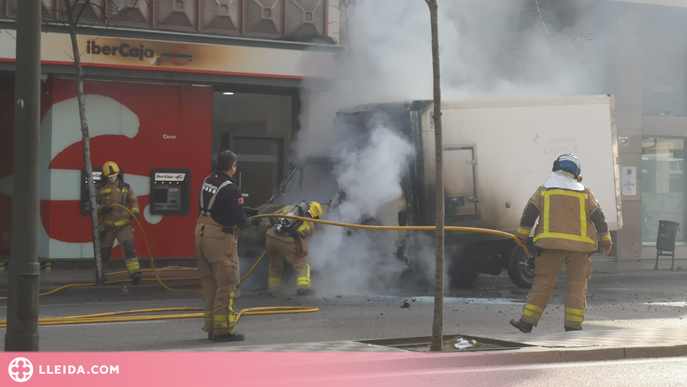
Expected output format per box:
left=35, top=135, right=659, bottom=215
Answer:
left=591, top=257, right=687, bottom=272
left=172, top=328, right=687, bottom=368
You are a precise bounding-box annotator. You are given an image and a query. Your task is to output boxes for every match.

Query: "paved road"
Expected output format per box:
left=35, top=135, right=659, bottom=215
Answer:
left=1, top=270, right=687, bottom=351
left=311, top=357, right=687, bottom=387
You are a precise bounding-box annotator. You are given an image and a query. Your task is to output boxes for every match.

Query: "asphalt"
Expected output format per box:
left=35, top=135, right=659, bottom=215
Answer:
left=2, top=261, right=687, bottom=356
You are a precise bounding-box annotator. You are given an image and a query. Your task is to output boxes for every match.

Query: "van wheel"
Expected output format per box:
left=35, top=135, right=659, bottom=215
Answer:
left=507, top=245, right=535, bottom=289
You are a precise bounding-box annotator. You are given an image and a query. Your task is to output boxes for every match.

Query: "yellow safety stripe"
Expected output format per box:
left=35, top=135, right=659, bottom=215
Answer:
left=213, top=315, right=228, bottom=328
left=543, top=189, right=589, bottom=200
left=601, top=233, right=612, bottom=242
left=525, top=303, right=543, bottom=313
left=229, top=292, right=236, bottom=326
left=204, top=311, right=213, bottom=324
left=104, top=220, right=131, bottom=227
left=268, top=278, right=282, bottom=289
left=100, top=189, right=112, bottom=195
left=127, top=262, right=140, bottom=271
left=297, top=222, right=310, bottom=233
left=307, top=264, right=311, bottom=281
left=132, top=208, right=140, bottom=213
left=540, top=190, right=592, bottom=244
left=523, top=309, right=540, bottom=319
left=565, top=315, right=584, bottom=323
left=565, top=308, right=585, bottom=317
left=534, top=232, right=597, bottom=244
left=517, top=227, right=531, bottom=236
left=297, top=278, right=311, bottom=285
left=117, top=188, right=129, bottom=194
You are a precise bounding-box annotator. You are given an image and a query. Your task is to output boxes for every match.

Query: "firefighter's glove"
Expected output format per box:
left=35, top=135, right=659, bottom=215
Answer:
left=251, top=218, right=261, bottom=227
left=102, top=206, right=112, bottom=214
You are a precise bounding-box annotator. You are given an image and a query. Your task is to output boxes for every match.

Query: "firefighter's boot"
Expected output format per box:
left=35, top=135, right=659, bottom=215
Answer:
left=565, top=326, right=582, bottom=332
left=130, top=272, right=141, bottom=285
left=212, top=332, right=245, bottom=342
left=297, top=289, right=313, bottom=296
left=510, top=319, right=533, bottom=333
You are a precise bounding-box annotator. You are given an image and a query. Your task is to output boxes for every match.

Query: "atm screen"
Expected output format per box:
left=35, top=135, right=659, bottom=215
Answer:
left=155, top=188, right=168, bottom=204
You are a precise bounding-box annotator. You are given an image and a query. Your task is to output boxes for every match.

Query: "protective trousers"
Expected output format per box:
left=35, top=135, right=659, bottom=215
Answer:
left=195, top=215, right=239, bottom=336
left=520, top=249, right=592, bottom=330
left=100, top=224, right=140, bottom=278
left=266, top=236, right=311, bottom=291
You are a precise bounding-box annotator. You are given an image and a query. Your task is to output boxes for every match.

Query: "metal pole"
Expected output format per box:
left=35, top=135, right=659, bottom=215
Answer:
left=5, top=0, right=42, bottom=352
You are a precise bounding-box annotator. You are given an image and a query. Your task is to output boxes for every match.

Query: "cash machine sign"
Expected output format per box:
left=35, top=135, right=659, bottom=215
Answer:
left=155, top=173, right=186, bottom=182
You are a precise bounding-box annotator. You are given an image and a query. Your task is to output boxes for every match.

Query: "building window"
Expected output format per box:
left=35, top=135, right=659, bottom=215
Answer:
left=642, top=138, right=686, bottom=242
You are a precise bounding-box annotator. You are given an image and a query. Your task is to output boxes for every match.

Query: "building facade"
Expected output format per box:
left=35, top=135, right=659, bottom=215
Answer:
left=1, top=0, right=686, bottom=262
left=0, top=0, right=343, bottom=260
left=610, top=0, right=687, bottom=260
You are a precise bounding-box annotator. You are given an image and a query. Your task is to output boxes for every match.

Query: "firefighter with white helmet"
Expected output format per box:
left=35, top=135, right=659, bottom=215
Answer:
left=96, top=161, right=142, bottom=284
left=266, top=201, right=323, bottom=296
left=510, top=153, right=613, bottom=333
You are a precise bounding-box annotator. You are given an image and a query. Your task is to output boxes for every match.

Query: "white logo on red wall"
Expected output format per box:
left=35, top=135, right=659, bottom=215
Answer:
left=163, top=134, right=177, bottom=139
left=8, top=357, right=33, bottom=383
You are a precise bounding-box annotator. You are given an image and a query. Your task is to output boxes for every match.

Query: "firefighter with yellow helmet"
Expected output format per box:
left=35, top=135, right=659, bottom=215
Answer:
left=266, top=201, right=323, bottom=296
left=96, top=161, right=142, bottom=284
left=510, top=154, right=612, bottom=333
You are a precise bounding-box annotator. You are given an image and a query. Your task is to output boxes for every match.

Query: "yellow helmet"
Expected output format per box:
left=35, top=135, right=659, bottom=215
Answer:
left=102, top=161, right=120, bottom=177
left=309, top=201, right=323, bottom=219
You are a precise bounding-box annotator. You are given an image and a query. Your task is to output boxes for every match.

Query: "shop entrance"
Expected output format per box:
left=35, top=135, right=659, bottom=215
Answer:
left=221, top=133, right=286, bottom=208
left=212, top=91, right=295, bottom=208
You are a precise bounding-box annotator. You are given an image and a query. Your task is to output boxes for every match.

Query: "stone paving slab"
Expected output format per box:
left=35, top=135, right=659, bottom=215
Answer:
left=466, top=327, right=687, bottom=348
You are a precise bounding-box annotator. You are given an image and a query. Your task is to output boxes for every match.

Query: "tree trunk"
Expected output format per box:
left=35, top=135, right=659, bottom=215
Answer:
left=426, top=0, right=444, bottom=352
left=65, top=1, right=104, bottom=285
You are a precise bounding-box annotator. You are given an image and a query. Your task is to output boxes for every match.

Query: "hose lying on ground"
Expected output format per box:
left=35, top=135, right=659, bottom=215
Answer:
left=0, top=207, right=530, bottom=327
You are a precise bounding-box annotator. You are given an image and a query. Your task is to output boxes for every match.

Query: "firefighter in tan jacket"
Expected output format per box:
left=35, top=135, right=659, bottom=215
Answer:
left=510, top=154, right=612, bottom=333
left=266, top=201, right=322, bottom=296
left=96, top=161, right=142, bottom=284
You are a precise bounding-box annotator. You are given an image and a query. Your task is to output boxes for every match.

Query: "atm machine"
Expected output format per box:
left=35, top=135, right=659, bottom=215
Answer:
left=149, top=169, right=191, bottom=215
left=80, top=167, right=106, bottom=215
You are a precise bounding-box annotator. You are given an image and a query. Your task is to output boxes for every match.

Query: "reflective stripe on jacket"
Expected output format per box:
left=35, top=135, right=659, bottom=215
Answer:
left=96, top=180, right=139, bottom=227
left=519, top=186, right=611, bottom=252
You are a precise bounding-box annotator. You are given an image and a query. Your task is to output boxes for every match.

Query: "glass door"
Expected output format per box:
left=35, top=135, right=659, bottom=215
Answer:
left=225, top=134, right=285, bottom=208
left=641, top=138, right=686, bottom=242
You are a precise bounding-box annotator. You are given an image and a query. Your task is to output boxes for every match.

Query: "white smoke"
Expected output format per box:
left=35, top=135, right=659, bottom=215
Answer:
left=307, top=124, right=416, bottom=295
left=293, top=0, right=615, bottom=294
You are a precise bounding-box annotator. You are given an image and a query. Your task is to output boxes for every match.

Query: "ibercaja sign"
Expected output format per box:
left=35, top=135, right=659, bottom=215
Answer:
left=86, top=40, right=155, bottom=61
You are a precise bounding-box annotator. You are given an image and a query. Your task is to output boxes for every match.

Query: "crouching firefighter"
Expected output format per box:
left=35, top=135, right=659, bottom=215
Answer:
left=196, top=151, right=260, bottom=342
left=266, top=201, right=323, bottom=296
left=510, top=154, right=613, bottom=333
left=96, top=161, right=142, bottom=284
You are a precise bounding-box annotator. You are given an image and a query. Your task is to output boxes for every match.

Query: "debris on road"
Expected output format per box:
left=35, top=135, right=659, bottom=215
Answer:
left=401, top=301, right=410, bottom=308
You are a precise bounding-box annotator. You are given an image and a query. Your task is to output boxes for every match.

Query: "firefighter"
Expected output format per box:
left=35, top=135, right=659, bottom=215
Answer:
left=266, top=201, right=323, bottom=296
left=196, top=151, right=260, bottom=342
left=96, top=161, right=142, bottom=284
left=510, top=154, right=613, bottom=333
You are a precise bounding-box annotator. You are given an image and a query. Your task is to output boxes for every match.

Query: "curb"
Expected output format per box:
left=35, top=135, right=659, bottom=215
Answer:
left=419, top=343, right=687, bottom=368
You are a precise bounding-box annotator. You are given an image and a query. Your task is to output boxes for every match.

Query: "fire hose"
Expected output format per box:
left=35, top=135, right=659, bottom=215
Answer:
left=0, top=205, right=531, bottom=328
